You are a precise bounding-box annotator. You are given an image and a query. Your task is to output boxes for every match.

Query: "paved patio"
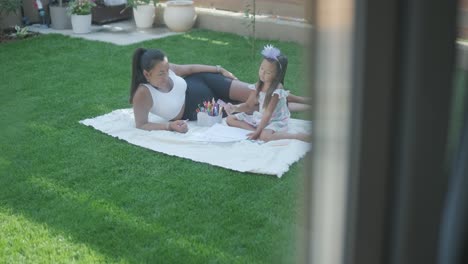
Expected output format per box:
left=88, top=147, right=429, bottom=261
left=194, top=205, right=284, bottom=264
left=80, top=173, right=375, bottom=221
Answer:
left=27, top=20, right=181, bottom=45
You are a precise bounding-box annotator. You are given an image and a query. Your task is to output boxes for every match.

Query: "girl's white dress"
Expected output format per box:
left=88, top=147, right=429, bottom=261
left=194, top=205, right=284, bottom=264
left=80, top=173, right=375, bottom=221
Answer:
left=234, top=89, right=290, bottom=132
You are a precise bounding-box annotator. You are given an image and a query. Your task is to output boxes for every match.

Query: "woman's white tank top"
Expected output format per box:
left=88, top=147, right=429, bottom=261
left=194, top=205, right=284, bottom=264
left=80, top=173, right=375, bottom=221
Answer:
left=142, top=70, right=187, bottom=120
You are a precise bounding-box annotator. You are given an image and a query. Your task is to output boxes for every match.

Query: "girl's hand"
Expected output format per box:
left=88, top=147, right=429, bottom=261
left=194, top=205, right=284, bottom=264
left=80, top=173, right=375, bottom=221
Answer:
left=247, top=130, right=261, bottom=140
left=224, top=103, right=236, bottom=115
left=169, top=120, right=188, bottom=133
left=220, top=68, right=238, bottom=80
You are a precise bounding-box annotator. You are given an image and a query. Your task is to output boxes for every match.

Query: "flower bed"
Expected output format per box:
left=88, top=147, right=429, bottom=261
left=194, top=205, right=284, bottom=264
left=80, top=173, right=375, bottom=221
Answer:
left=0, top=27, right=40, bottom=43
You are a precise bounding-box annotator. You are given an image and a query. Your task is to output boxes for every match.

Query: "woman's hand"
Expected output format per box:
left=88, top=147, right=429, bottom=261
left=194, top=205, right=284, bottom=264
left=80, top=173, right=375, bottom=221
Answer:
left=247, top=130, right=261, bottom=140
left=169, top=120, right=188, bottom=133
left=219, top=67, right=238, bottom=80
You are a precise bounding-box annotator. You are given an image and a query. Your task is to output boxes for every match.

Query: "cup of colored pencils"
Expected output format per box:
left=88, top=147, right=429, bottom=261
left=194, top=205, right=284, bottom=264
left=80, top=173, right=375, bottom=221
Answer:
left=196, top=98, right=223, bottom=127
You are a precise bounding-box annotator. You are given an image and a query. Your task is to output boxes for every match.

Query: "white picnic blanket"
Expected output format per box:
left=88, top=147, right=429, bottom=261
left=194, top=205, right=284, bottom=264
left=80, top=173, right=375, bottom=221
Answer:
left=79, top=108, right=312, bottom=177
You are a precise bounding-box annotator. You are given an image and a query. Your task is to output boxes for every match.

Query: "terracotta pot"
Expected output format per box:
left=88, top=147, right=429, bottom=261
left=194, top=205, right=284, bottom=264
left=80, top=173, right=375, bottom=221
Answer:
left=163, top=0, right=196, bottom=32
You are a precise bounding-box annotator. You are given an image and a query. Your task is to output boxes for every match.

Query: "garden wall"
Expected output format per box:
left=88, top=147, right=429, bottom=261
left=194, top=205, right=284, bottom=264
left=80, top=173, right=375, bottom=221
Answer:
left=193, top=0, right=311, bottom=22
left=182, top=0, right=313, bottom=46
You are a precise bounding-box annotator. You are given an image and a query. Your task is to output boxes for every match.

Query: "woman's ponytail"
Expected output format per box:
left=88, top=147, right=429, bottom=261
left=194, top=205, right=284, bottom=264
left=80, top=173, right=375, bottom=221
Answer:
left=129, top=48, right=167, bottom=104
left=129, top=48, right=147, bottom=104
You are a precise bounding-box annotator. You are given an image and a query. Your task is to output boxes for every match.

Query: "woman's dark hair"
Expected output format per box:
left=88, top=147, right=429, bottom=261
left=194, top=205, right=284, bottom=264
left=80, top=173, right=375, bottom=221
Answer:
left=129, top=48, right=166, bottom=104
left=257, top=54, right=288, bottom=109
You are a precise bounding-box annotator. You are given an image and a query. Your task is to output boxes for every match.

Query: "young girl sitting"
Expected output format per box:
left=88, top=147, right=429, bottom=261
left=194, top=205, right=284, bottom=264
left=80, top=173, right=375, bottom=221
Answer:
left=225, top=45, right=310, bottom=142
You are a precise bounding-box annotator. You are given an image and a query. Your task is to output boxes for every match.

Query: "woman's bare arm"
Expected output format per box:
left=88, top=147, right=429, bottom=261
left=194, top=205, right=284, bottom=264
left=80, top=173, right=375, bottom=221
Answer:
left=132, top=86, right=187, bottom=132
left=169, top=63, right=237, bottom=79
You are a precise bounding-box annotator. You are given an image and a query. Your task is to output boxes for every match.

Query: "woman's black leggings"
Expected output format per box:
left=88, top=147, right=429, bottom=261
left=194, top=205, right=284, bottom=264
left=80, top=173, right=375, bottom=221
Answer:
left=182, top=72, right=239, bottom=120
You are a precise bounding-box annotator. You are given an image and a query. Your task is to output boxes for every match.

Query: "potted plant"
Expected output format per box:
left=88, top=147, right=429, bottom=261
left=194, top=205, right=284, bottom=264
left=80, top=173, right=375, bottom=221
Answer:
left=49, top=0, right=72, bottom=29
left=0, top=0, right=22, bottom=31
left=67, top=0, right=96, bottom=33
left=163, top=0, right=196, bottom=32
left=124, top=0, right=157, bottom=28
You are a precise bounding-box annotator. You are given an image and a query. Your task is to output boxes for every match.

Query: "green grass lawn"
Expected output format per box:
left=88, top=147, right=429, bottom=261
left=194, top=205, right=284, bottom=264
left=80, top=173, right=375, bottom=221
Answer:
left=0, top=30, right=308, bottom=263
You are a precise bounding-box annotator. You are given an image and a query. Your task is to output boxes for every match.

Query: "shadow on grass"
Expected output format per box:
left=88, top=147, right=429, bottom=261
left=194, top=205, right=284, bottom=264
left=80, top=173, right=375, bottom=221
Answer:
left=0, top=118, right=301, bottom=263
left=0, top=174, right=256, bottom=263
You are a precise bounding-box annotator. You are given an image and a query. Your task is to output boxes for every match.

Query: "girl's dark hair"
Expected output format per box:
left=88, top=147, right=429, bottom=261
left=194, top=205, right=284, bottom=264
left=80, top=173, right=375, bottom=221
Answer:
left=257, top=54, right=288, bottom=109
left=129, top=48, right=166, bottom=104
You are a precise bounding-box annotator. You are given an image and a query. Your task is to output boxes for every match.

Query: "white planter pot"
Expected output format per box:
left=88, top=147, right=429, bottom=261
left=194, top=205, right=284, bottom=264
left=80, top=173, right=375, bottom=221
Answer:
left=50, top=5, right=72, bottom=29
left=164, top=0, right=197, bottom=32
left=71, top=14, right=92, bottom=34
left=133, top=5, right=155, bottom=29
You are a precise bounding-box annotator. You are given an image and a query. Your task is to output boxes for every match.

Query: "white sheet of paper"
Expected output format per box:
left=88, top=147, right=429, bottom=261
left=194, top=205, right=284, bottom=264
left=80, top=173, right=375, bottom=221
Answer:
left=190, top=123, right=251, bottom=142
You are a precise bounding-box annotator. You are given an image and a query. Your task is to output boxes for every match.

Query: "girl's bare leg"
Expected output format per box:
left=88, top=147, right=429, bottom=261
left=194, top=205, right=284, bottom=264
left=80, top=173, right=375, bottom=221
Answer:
left=226, top=115, right=256, bottom=130
left=259, top=129, right=311, bottom=142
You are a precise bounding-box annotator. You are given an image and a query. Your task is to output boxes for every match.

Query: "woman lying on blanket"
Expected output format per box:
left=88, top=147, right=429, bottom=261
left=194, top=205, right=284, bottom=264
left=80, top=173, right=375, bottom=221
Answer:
left=129, top=48, right=311, bottom=133
left=224, top=45, right=310, bottom=142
